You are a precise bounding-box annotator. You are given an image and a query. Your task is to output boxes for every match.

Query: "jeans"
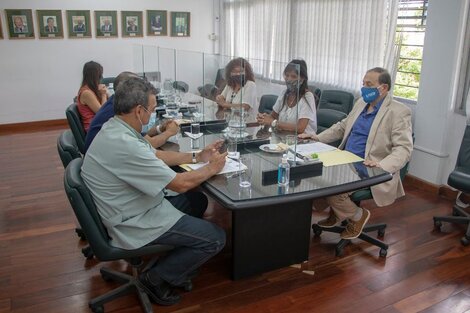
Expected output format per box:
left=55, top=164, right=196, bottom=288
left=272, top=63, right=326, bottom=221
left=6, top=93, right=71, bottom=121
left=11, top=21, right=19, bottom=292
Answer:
left=147, top=191, right=226, bottom=286
left=148, top=215, right=225, bottom=285
left=165, top=191, right=208, bottom=218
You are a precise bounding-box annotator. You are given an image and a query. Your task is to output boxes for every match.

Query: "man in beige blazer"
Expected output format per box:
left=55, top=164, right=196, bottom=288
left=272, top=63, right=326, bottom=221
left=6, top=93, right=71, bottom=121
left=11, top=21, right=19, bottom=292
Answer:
left=301, top=67, right=413, bottom=239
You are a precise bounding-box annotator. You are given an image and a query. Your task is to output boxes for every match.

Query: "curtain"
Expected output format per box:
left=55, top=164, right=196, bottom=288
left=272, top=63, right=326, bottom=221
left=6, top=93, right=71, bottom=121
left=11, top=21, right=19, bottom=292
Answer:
left=455, top=1, right=470, bottom=120
left=220, top=0, right=398, bottom=92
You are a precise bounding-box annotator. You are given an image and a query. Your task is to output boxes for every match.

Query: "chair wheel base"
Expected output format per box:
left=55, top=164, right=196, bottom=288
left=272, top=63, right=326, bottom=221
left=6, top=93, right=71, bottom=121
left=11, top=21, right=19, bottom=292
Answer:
left=75, top=228, right=87, bottom=241
left=90, top=305, right=104, bottom=313
left=379, top=248, right=388, bottom=257
left=312, top=225, right=323, bottom=237
left=82, top=246, right=94, bottom=259
left=335, top=247, right=344, bottom=257
left=433, top=219, right=442, bottom=230
left=461, top=236, right=470, bottom=246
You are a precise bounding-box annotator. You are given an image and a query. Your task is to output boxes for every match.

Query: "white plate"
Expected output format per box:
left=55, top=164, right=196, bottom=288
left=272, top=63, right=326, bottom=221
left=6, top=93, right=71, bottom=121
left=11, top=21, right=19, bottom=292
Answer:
left=228, top=131, right=249, bottom=139
left=179, top=103, right=197, bottom=108
left=163, top=113, right=183, bottom=119
left=259, top=144, right=287, bottom=154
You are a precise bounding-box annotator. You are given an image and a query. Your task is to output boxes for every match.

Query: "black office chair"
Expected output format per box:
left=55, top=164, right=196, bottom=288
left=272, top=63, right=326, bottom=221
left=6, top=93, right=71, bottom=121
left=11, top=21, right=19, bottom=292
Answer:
left=316, top=109, right=347, bottom=134
left=64, top=159, right=173, bottom=313
left=101, top=77, right=115, bottom=88
left=308, top=85, right=322, bottom=108
left=173, top=81, right=189, bottom=93
left=65, top=103, right=87, bottom=154
left=258, top=94, right=278, bottom=114
left=434, top=125, right=470, bottom=246
left=313, top=158, right=411, bottom=258
left=198, top=68, right=225, bottom=100
left=140, top=71, right=161, bottom=83
left=318, top=90, right=354, bottom=115
left=57, top=130, right=81, bottom=168
left=56, top=130, right=95, bottom=258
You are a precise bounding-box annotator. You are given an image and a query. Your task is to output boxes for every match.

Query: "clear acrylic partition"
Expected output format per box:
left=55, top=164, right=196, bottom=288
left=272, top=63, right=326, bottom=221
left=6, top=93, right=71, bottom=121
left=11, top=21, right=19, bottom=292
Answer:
left=133, top=46, right=307, bottom=184
left=175, top=49, right=205, bottom=123
left=142, top=45, right=161, bottom=87
left=132, top=44, right=144, bottom=76
left=157, top=47, right=177, bottom=94
left=195, top=55, right=302, bottom=182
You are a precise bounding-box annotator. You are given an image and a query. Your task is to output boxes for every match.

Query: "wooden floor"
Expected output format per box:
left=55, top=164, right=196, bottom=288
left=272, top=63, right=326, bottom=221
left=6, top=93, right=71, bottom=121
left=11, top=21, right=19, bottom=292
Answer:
left=1, top=128, right=470, bottom=313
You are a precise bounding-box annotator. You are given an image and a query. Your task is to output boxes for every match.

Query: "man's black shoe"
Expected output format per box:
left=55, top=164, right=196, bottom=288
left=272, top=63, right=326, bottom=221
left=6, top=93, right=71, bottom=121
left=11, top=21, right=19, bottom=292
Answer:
left=171, top=269, right=198, bottom=292
left=172, top=279, right=193, bottom=292
left=137, top=272, right=181, bottom=306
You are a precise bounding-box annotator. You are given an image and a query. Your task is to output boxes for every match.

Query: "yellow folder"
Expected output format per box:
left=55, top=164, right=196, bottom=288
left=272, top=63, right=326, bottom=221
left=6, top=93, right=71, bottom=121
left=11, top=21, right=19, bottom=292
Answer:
left=317, top=150, right=363, bottom=167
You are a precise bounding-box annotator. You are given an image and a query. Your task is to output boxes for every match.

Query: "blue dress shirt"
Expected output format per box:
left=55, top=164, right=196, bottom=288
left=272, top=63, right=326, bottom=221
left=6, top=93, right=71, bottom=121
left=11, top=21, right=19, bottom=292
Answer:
left=84, top=95, right=115, bottom=153
left=345, top=99, right=384, bottom=158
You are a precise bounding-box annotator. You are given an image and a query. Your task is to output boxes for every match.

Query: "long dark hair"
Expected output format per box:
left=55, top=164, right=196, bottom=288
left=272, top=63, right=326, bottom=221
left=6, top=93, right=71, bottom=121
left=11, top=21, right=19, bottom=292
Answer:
left=224, top=58, right=255, bottom=88
left=81, top=61, right=103, bottom=101
left=280, top=59, right=309, bottom=112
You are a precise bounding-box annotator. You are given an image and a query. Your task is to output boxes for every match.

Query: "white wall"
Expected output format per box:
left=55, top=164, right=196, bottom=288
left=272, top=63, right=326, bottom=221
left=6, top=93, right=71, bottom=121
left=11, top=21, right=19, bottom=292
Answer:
left=0, top=0, right=215, bottom=124
left=409, top=0, right=468, bottom=185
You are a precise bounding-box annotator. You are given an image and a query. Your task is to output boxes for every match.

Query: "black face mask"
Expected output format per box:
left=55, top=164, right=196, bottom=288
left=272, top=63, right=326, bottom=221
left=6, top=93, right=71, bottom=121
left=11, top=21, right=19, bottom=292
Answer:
left=285, top=80, right=301, bottom=92
left=230, top=74, right=245, bottom=85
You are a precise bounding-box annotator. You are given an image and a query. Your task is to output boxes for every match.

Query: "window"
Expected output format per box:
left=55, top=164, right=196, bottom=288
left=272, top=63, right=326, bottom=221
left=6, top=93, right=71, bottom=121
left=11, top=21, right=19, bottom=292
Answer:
left=393, top=0, right=428, bottom=101
left=220, top=0, right=398, bottom=92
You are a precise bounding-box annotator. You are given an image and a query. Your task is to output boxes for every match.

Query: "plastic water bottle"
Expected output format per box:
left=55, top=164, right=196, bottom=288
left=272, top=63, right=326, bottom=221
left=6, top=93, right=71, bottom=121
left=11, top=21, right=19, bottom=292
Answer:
left=278, top=154, right=290, bottom=186
left=107, top=83, right=114, bottom=96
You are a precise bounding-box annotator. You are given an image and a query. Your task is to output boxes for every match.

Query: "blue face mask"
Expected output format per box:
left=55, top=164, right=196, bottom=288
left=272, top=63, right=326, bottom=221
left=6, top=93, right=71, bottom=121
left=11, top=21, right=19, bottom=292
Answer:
left=140, top=120, right=150, bottom=134
left=361, top=86, right=382, bottom=103
left=139, top=106, right=152, bottom=134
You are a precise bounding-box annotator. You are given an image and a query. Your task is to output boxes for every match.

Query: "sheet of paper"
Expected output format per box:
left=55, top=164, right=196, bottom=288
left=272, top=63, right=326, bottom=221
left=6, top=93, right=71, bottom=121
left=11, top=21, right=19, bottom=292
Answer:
left=317, top=150, right=364, bottom=167
left=293, top=142, right=337, bottom=155
left=180, top=157, right=247, bottom=175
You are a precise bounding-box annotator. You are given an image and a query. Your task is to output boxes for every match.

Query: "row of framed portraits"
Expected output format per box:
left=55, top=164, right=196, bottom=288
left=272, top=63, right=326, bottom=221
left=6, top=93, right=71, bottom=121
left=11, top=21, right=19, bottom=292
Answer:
left=0, top=9, right=190, bottom=39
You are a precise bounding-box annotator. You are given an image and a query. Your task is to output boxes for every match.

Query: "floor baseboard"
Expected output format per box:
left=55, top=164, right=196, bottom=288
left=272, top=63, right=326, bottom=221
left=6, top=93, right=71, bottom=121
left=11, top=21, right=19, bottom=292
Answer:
left=404, top=173, right=469, bottom=203
left=403, top=174, right=440, bottom=195
left=0, top=119, right=68, bottom=135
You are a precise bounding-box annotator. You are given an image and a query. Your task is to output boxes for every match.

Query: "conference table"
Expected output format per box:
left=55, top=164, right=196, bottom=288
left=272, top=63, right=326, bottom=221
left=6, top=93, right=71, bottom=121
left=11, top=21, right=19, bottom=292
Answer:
left=159, top=94, right=392, bottom=280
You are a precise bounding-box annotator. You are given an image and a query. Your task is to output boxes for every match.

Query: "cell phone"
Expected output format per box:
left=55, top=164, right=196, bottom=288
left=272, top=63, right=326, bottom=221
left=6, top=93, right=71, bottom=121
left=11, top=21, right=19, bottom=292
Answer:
left=219, top=140, right=228, bottom=153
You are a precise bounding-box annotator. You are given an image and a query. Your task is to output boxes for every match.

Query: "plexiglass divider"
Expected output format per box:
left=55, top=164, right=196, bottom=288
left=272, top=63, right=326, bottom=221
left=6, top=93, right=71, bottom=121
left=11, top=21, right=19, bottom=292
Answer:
left=132, top=44, right=145, bottom=77
left=133, top=45, right=310, bottom=179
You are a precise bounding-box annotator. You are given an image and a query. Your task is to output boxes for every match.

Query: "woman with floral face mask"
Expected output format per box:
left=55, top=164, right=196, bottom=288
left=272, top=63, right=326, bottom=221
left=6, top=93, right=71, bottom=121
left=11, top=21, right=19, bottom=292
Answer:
left=256, top=59, right=317, bottom=134
left=215, top=58, right=258, bottom=122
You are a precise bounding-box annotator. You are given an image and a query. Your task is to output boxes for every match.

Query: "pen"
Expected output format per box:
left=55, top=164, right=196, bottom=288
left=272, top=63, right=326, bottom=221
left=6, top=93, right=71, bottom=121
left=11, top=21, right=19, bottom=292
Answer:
left=287, top=147, right=310, bottom=162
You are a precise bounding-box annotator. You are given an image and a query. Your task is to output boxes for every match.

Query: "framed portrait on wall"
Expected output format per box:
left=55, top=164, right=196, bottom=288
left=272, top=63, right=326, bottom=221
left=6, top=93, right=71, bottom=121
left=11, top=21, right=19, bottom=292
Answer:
left=37, top=10, right=64, bottom=39
left=95, top=10, right=117, bottom=38
left=147, top=10, right=167, bottom=36
left=121, top=11, right=143, bottom=38
left=5, top=9, right=35, bottom=39
left=66, top=10, right=91, bottom=38
left=170, top=12, right=190, bottom=37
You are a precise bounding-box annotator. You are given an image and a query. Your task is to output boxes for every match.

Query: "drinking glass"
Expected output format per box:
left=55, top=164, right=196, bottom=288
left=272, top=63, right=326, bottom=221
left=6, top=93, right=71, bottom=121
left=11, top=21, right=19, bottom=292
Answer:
left=285, top=135, right=296, bottom=146
left=191, top=122, right=200, bottom=135
left=191, top=138, right=200, bottom=150
left=239, top=157, right=252, bottom=188
left=227, top=140, right=237, bottom=158
left=165, top=102, right=179, bottom=118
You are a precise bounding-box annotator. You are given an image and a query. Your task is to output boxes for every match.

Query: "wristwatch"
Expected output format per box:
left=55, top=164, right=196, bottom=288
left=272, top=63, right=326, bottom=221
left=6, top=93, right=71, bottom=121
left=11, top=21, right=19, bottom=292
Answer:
left=192, top=152, right=197, bottom=164
left=271, top=119, right=278, bottom=128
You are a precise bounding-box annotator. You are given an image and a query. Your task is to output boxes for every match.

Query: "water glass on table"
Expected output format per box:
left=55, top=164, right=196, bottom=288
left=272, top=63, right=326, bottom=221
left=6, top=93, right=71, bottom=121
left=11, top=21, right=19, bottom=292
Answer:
left=191, top=121, right=200, bottom=136
left=285, top=135, right=297, bottom=146
left=239, top=157, right=252, bottom=188
left=166, top=103, right=179, bottom=118
left=227, top=140, right=238, bottom=159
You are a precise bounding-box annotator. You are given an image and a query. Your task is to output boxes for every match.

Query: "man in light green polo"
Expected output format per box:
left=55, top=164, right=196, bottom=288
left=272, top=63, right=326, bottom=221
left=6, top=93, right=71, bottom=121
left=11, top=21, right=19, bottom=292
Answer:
left=82, top=77, right=227, bottom=306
